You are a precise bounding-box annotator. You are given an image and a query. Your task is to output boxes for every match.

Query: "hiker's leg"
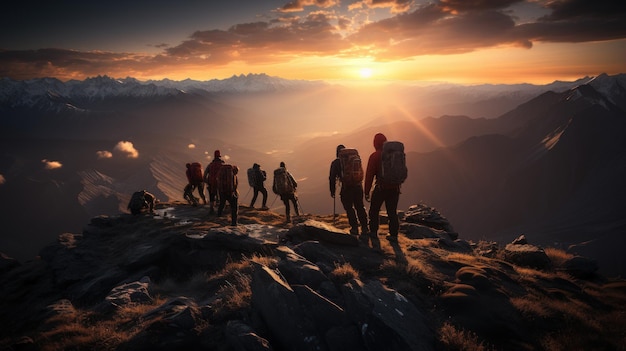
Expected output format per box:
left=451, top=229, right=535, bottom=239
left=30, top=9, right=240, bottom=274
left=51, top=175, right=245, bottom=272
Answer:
left=260, top=187, right=268, bottom=207
left=250, top=188, right=259, bottom=207
left=368, top=186, right=383, bottom=237
left=354, top=186, right=369, bottom=234
left=341, top=190, right=358, bottom=234
left=217, top=193, right=226, bottom=216
left=384, top=189, right=400, bottom=236
left=292, top=195, right=300, bottom=216
left=230, top=195, right=238, bottom=225
left=197, top=183, right=207, bottom=204
left=283, top=198, right=291, bottom=222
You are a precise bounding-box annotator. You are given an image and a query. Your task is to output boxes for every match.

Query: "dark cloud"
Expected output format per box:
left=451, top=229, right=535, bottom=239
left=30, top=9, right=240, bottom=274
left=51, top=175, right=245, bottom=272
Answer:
left=278, top=0, right=339, bottom=12
left=540, top=0, right=626, bottom=21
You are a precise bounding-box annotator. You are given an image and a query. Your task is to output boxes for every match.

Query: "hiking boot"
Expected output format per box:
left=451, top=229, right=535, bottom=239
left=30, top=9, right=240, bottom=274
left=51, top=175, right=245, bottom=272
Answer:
left=261, top=206, right=269, bottom=210
left=386, top=234, right=398, bottom=243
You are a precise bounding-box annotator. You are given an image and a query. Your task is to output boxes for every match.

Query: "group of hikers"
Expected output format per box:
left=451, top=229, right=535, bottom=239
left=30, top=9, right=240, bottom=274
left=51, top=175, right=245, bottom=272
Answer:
left=180, top=150, right=300, bottom=226
left=128, top=132, right=407, bottom=247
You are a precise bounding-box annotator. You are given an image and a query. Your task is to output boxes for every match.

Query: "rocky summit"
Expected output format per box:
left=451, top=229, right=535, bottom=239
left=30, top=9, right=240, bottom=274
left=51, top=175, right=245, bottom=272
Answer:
left=1, top=201, right=625, bottom=351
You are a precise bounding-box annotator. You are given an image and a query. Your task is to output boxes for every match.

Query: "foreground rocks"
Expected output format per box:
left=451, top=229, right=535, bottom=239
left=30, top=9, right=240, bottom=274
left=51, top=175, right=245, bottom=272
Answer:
left=0, top=202, right=624, bottom=351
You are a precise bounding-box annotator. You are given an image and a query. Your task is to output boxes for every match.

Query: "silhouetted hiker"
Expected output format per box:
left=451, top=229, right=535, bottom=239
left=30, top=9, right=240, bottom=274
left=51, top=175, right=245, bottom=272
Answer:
left=364, top=132, right=404, bottom=246
left=217, top=164, right=239, bottom=226
left=329, top=144, right=368, bottom=236
left=273, top=161, right=299, bottom=223
left=248, top=163, right=268, bottom=210
left=185, top=162, right=206, bottom=206
left=205, top=150, right=224, bottom=214
left=127, top=190, right=156, bottom=215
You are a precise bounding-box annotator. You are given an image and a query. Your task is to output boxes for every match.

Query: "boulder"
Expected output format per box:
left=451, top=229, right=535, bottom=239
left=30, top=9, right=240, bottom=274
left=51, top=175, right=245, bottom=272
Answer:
left=286, top=220, right=359, bottom=246
left=503, top=243, right=551, bottom=269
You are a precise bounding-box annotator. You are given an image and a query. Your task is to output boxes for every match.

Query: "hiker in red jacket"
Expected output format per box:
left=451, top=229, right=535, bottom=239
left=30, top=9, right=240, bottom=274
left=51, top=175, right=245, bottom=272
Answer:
left=364, top=133, right=401, bottom=246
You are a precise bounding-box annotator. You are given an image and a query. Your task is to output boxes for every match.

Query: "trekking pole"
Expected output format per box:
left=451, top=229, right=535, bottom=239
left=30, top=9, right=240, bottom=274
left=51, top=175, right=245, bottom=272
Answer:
left=270, top=194, right=279, bottom=207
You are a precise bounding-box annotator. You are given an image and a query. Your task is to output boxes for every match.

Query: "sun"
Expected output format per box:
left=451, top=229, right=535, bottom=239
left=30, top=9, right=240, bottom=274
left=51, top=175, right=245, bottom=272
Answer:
left=359, top=67, right=373, bottom=79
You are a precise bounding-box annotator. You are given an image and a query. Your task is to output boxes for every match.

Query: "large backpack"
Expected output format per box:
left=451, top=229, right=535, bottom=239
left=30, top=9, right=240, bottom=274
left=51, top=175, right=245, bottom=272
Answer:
left=207, top=160, right=223, bottom=190
left=247, top=167, right=256, bottom=188
left=129, top=191, right=146, bottom=214
left=381, top=141, right=408, bottom=185
left=217, top=164, right=235, bottom=194
left=189, top=162, right=203, bottom=183
left=273, top=167, right=294, bottom=195
left=338, top=148, right=364, bottom=186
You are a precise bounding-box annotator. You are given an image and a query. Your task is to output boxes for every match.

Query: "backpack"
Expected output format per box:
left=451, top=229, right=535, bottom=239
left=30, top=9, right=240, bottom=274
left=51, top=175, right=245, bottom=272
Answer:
left=217, top=164, right=235, bottom=194
left=189, top=162, right=203, bottom=183
left=338, top=148, right=364, bottom=186
left=273, top=167, right=294, bottom=195
left=381, top=141, right=407, bottom=185
left=129, top=191, right=146, bottom=213
left=247, top=167, right=256, bottom=188
left=208, top=160, right=223, bottom=189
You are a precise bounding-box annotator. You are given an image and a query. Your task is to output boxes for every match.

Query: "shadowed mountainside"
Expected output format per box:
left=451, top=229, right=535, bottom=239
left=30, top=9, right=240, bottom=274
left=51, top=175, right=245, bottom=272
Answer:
left=1, top=201, right=625, bottom=351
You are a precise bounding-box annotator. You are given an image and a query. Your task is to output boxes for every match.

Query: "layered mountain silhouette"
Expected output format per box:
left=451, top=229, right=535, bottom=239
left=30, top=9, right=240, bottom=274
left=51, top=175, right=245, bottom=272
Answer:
left=0, top=73, right=624, bottom=278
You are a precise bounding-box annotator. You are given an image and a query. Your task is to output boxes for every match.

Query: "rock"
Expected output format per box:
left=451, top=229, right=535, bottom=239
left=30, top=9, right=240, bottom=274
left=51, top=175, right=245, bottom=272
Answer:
left=286, top=220, right=359, bottom=246
left=404, top=204, right=455, bottom=233
left=225, top=320, right=273, bottom=351
left=250, top=261, right=326, bottom=351
left=503, top=243, right=551, bottom=269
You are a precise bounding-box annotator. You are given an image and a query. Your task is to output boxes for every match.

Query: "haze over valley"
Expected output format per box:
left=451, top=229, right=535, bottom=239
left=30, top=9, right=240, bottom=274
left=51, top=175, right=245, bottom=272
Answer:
left=1, top=73, right=625, bottom=276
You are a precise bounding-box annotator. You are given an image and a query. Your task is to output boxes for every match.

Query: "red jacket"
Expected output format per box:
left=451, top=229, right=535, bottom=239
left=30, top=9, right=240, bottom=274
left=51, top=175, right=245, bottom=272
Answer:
left=364, top=133, right=387, bottom=195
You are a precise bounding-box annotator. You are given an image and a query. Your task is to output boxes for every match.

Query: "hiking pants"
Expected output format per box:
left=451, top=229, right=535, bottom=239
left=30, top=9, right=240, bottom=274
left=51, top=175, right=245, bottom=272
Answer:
left=191, top=181, right=206, bottom=204
left=368, top=185, right=400, bottom=237
left=218, top=192, right=238, bottom=225
left=340, top=185, right=368, bottom=234
left=250, top=185, right=268, bottom=207
left=282, top=193, right=299, bottom=220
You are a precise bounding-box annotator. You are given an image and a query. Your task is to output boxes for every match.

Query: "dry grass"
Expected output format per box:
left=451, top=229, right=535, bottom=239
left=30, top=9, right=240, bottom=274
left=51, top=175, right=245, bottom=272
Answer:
left=544, top=247, right=574, bottom=268
left=38, top=297, right=166, bottom=351
left=329, top=262, right=360, bottom=284
left=438, top=322, right=494, bottom=351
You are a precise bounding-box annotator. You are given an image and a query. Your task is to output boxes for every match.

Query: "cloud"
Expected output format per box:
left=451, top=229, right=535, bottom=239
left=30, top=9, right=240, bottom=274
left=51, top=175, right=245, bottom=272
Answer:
left=114, top=141, right=139, bottom=158
left=96, top=150, right=113, bottom=159
left=278, top=0, right=339, bottom=13
left=42, top=159, right=63, bottom=170
left=0, top=174, right=5, bottom=185
left=0, top=0, right=624, bottom=80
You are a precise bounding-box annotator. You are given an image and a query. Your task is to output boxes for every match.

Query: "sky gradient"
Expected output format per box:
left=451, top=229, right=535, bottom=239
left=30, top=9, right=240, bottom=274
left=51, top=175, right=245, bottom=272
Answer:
left=1, top=0, right=625, bottom=84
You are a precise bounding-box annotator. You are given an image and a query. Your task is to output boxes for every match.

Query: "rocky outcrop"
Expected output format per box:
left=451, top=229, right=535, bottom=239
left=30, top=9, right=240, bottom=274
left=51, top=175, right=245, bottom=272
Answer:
left=0, top=203, right=623, bottom=351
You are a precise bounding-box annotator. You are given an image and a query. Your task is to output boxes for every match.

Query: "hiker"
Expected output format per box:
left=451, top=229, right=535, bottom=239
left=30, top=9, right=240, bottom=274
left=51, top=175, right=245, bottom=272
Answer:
left=364, top=133, right=402, bottom=244
left=329, top=144, right=368, bottom=236
left=273, top=161, right=299, bottom=223
left=127, top=190, right=156, bottom=215
left=248, top=163, right=268, bottom=210
left=217, top=164, right=239, bottom=226
left=205, top=150, right=224, bottom=214
left=185, top=162, right=206, bottom=206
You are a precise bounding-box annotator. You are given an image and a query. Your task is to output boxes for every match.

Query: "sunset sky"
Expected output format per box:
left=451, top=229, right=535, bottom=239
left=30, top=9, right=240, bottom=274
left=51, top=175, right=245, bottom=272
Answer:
left=1, top=0, right=625, bottom=84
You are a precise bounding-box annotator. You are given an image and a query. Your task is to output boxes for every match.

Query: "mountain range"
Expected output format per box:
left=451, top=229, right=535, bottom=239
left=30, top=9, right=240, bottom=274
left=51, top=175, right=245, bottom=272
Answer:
left=0, top=73, right=625, bottom=276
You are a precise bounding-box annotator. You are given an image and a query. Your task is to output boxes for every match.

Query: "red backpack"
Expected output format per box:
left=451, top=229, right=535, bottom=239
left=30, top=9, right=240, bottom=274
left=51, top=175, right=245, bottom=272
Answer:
left=208, top=160, right=223, bottom=189
left=189, top=162, right=203, bottom=183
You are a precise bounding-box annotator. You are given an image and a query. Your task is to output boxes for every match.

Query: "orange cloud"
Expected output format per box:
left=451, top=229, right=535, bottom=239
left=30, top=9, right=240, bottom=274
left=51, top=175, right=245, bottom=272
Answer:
left=96, top=150, right=113, bottom=159
left=42, top=159, right=63, bottom=170
left=114, top=141, right=139, bottom=158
